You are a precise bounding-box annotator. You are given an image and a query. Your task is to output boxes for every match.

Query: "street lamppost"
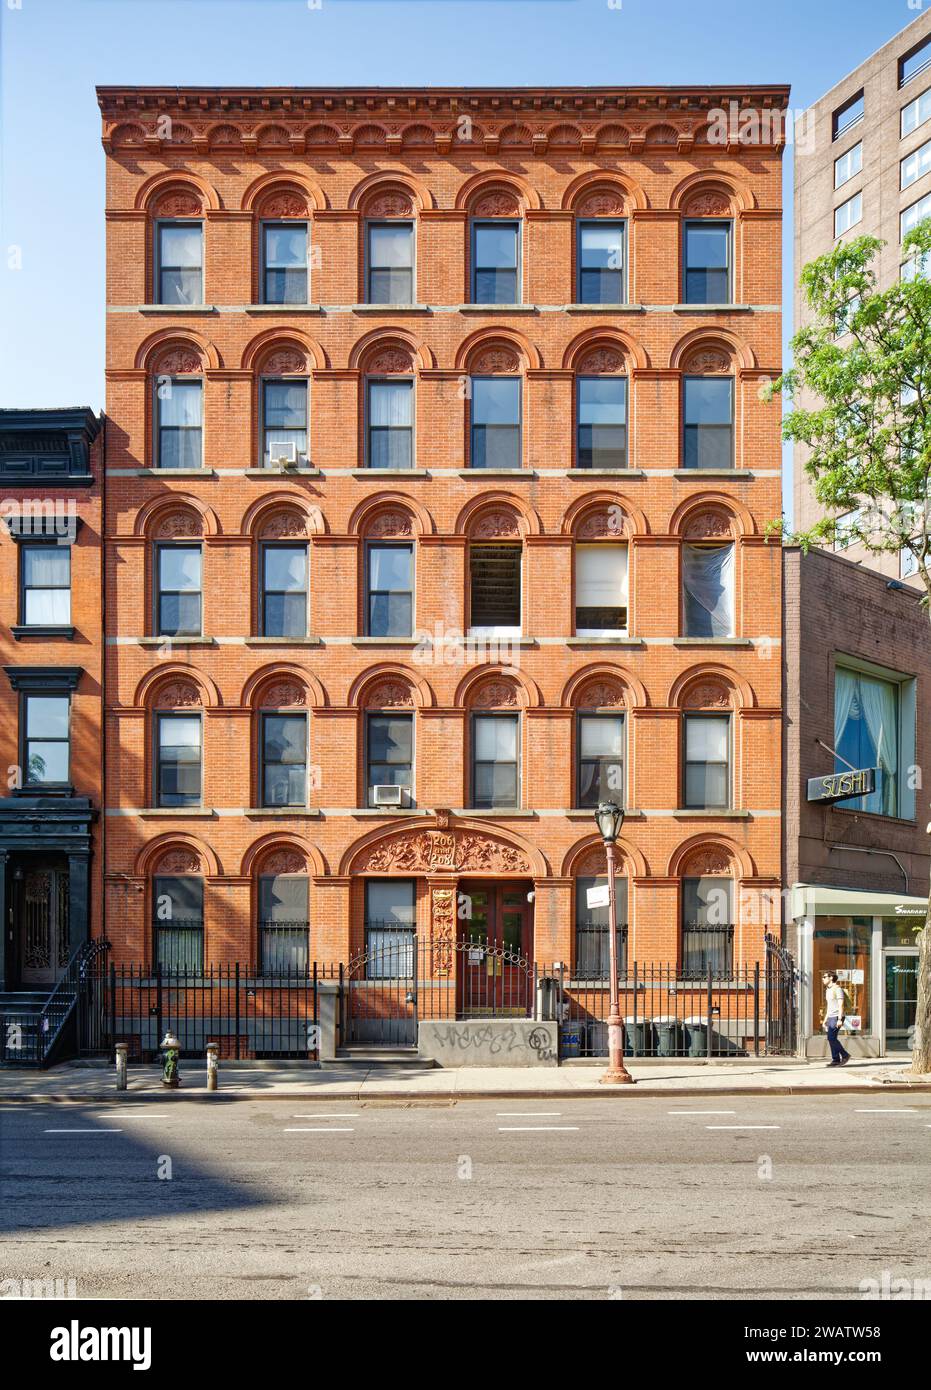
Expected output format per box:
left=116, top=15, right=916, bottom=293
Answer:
left=595, top=800, right=634, bottom=1085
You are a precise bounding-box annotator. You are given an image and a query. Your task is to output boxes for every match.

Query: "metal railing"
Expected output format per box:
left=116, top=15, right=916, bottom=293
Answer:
left=681, top=924, right=734, bottom=978
left=573, top=924, right=628, bottom=980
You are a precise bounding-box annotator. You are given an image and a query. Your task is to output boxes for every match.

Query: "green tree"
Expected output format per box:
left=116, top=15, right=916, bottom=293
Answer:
left=775, top=222, right=931, bottom=1074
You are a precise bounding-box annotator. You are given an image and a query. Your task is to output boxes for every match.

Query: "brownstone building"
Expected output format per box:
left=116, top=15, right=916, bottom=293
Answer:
left=0, top=408, right=104, bottom=1039
left=97, top=85, right=787, bottom=1048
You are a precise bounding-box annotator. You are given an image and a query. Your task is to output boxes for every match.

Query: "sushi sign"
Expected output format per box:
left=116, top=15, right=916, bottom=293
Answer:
left=806, top=767, right=876, bottom=805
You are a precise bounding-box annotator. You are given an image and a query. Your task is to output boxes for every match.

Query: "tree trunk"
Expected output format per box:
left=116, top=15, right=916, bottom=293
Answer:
left=911, top=900, right=931, bottom=1074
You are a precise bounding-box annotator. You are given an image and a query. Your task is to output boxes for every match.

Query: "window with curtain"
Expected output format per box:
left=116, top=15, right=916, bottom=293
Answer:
left=156, top=379, right=202, bottom=469
left=262, top=223, right=308, bottom=304
left=681, top=877, right=733, bottom=976
left=683, top=714, right=730, bottom=809
left=575, top=544, right=628, bottom=635
left=577, top=713, right=625, bottom=808
left=367, top=223, right=414, bottom=304
left=472, top=221, right=520, bottom=303
left=472, top=713, right=519, bottom=808
left=367, top=379, right=413, bottom=469
left=262, top=380, right=307, bottom=465
left=470, top=377, right=521, bottom=469
left=834, top=666, right=900, bottom=815
left=577, top=377, right=627, bottom=468
left=261, top=545, right=307, bottom=638
left=157, top=222, right=203, bottom=305
left=21, top=545, right=71, bottom=626
left=261, top=714, right=307, bottom=807
left=258, top=874, right=309, bottom=974
left=153, top=875, right=204, bottom=972
left=365, top=879, right=416, bottom=978
left=367, top=544, right=413, bottom=637
left=682, top=543, right=734, bottom=637
left=577, top=222, right=626, bottom=304
left=575, top=875, right=628, bottom=979
left=367, top=713, right=413, bottom=805
left=683, top=377, right=733, bottom=469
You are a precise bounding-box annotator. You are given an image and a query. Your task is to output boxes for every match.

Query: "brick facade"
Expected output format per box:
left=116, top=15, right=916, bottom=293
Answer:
left=98, top=86, right=787, bottom=979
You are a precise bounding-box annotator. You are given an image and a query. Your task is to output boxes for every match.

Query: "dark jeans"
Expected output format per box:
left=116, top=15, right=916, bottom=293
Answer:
left=826, top=1016, right=850, bottom=1063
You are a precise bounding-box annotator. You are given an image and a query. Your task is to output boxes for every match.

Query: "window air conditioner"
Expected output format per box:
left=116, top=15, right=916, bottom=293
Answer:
left=372, top=784, right=408, bottom=807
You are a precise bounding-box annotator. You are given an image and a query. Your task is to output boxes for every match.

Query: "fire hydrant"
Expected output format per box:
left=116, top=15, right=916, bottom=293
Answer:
left=160, top=1030, right=181, bottom=1088
left=206, top=1041, right=219, bottom=1091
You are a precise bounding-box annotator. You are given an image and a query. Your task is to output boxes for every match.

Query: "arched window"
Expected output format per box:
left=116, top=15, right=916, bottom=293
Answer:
left=467, top=508, right=523, bottom=639
left=151, top=345, right=204, bottom=471
left=255, top=849, right=309, bottom=974
left=150, top=186, right=204, bottom=306
left=678, top=846, right=735, bottom=978
left=152, top=680, right=203, bottom=811
left=362, top=188, right=416, bottom=306
left=361, top=678, right=415, bottom=809
left=575, top=345, right=628, bottom=470
left=363, top=345, right=415, bottom=470
left=255, top=680, right=309, bottom=810
left=151, top=846, right=205, bottom=972
left=572, top=845, right=628, bottom=980
left=573, top=186, right=628, bottom=305
left=255, top=188, right=310, bottom=306
left=468, top=678, right=521, bottom=810
left=679, top=679, right=735, bottom=813
left=466, top=343, right=524, bottom=470
left=679, top=506, right=737, bottom=639
left=681, top=189, right=735, bottom=305
left=681, top=345, right=735, bottom=470
left=257, top=347, right=309, bottom=469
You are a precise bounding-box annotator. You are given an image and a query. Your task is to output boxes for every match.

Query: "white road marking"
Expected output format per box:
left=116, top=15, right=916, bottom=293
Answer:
left=496, top=1111, right=562, bottom=1117
left=284, top=1127, right=354, bottom=1133
left=706, top=1125, right=781, bottom=1130
left=94, top=1113, right=172, bottom=1120
left=291, top=1113, right=359, bottom=1119
left=44, top=1128, right=123, bottom=1134
left=498, top=1126, right=580, bottom=1132
left=854, top=1108, right=917, bottom=1114
left=668, top=1109, right=736, bottom=1115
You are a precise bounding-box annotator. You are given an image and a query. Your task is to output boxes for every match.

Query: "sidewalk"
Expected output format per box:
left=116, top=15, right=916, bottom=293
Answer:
left=0, top=1056, right=928, bottom=1101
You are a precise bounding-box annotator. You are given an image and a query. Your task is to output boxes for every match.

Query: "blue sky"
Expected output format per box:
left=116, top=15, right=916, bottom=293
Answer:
left=0, top=0, right=923, bottom=513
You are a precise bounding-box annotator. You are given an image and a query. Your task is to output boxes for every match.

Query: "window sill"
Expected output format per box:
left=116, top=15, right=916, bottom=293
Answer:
left=566, top=808, right=644, bottom=819
left=351, top=636, right=420, bottom=647
left=456, top=468, right=534, bottom=479
left=350, top=807, right=428, bottom=817
left=139, top=808, right=217, bottom=818
left=564, top=303, right=644, bottom=314
left=567, top=468, right=646, bottom=478
left=566, top=636, right=644, bottom=647
left=673, top=469, right=748, bottom=479
left=350, top=468, right=430, bottom=478
left=463, top=635, right=537, bottom=648
left=672, top=637, right=752, bottom=647
left=459, top=304, right=537, bottom=314
left=455, top=807, right=535, bottom=818
left=245, top=636, right=322, bottom=646
left=139, top=304, right=218, bottom=314
left=245, top=304, right=324, bottom=314
left=672, top=303, right=751, bottom=313
left=353, top=304, right=431, bottom=314
left=245, top=466, right=321, bottom=477
left=131, top=468, right=217, bottom=477
left=245, top=807, right=322, bottom=818
left=138, top=637, right=216, bottom=647
left=13, top=784, right=75, bottom=798
left=11, top=625, right=75, bottom=640
left=673, top=809, right=750, bottom=818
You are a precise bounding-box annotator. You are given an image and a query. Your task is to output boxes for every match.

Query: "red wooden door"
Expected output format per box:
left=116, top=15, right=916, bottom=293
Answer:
left=458, top=883, right=532, bottom=1017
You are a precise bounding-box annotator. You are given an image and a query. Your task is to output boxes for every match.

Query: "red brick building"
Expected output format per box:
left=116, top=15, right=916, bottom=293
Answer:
left=97, top=86, right=787, bottom=1045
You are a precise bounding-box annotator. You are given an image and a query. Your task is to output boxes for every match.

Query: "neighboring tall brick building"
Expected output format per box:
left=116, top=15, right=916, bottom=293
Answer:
left=97, top=85, right=787, bottom=1043
left=794, top=7, right=931, bottom=582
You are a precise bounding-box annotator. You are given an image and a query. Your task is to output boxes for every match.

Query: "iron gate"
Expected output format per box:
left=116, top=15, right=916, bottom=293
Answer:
left=764, top=932, right=799, bottom=1056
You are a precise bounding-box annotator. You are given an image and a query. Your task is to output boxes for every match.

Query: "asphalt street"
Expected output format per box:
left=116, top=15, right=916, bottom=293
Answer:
left=0, top=1095, right=928, bottom=1300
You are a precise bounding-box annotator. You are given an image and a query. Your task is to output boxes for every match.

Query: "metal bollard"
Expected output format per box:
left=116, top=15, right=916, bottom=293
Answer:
left=160, top=1030, right=181, bottom=1088
left=115, top=1042, right=128, bottom=1091
left=206, top=1041, right=219, bottom=1091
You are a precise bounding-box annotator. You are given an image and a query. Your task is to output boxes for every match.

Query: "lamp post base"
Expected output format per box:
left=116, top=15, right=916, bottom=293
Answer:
left=600, top=1067, right=635, bottom=1085
left=601, top=1016, right=635, bottom=1084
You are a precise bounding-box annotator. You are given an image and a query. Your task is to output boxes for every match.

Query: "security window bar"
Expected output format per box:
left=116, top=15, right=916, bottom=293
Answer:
left=261, top=544, right=307, bottom=638
left=470, top=376, right=521, bottom=470
left=577, top=221, right=626, bottom=304
left=261, top=713, right=307, bottom=808
left=364, top=879, right=415, bottom=979
left=577, top=376, right=627, bottom=468
left=156, top=222, right=203, bottom=305
left=575, top=876, right=628, bottom=978
left=682, top=878, right=733, bottom=977
left=156, top=713, right=202, bottom=808
left=684, top=222, right=731, bottom=304
left=367, top=222, right=414, bottom=304
left=367, top=543, right=413, bottom=638
left=156, top=379, right=202, bottom=470
left=577, top=713, right=625, bottom=809
left=258, top=874, right=309, bottom=974
left=683, top=377, right=733, bottom=469
left=366, top=713, right=413, bottom=806
left=153, top=876, right=204, bottom=973
left=23, top=694, right=70, bottom=786
left=21, top=545, right=71, bottom=626
left=901, top=36, right=931, bottom=88
left=156, top=545, right=202, bottom=638
left=367, top=379, right=413, bottom=469
left=833, top=91, right=864, bottom=140
left=262, top=379, right=307, bottom=466
left=262, top=222, right=308, bottom=304
left=470, top=543, right=521, bottom=633
left=683, top=714, right=730, bottom=810
left=834, top=142, right=862, bottom=189
left=472, top=712, right=519, bottom=809
left=575, top=543, right=628, bottom=636
left=472, top=221, right=520, bottom=303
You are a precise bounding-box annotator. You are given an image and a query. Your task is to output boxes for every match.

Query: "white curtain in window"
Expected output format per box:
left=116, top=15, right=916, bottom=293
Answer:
left=369, top=380, right=412, bottom=425
left=577, top=545, right=628, bottom=607
left=858, top=674, right=898, bottom=814
left=833, top=666, right=857, bottom=748
left=682, top=544, right=734, bottom=637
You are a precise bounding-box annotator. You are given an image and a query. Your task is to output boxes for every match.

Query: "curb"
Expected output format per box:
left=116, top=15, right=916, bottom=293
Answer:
left=2, top=1083, right=929, bottom=1103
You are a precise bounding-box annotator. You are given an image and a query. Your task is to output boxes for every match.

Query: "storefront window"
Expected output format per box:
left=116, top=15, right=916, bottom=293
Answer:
left=811, top=917, right=871, bottom=1033
left=882, top=914, right=925, bottom=946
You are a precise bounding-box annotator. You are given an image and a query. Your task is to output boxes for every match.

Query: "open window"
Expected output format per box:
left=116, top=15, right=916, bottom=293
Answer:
left=469, top=543, right=521, bottom=638
left=575, top=544, right=628, bottom=637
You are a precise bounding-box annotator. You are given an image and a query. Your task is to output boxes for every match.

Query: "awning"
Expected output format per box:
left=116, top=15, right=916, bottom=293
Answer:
left=790, top=882, right=928, bottom=920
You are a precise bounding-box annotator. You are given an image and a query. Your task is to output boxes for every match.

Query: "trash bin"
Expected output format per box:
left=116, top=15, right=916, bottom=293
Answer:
left=687, top=1022, right=709, bottom=1057
left=655, top=1020, right=685, bottom=1057
left=625, top=1021, right=654, bottom=1057
left=560, top=1023, right=581, bottom=1059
